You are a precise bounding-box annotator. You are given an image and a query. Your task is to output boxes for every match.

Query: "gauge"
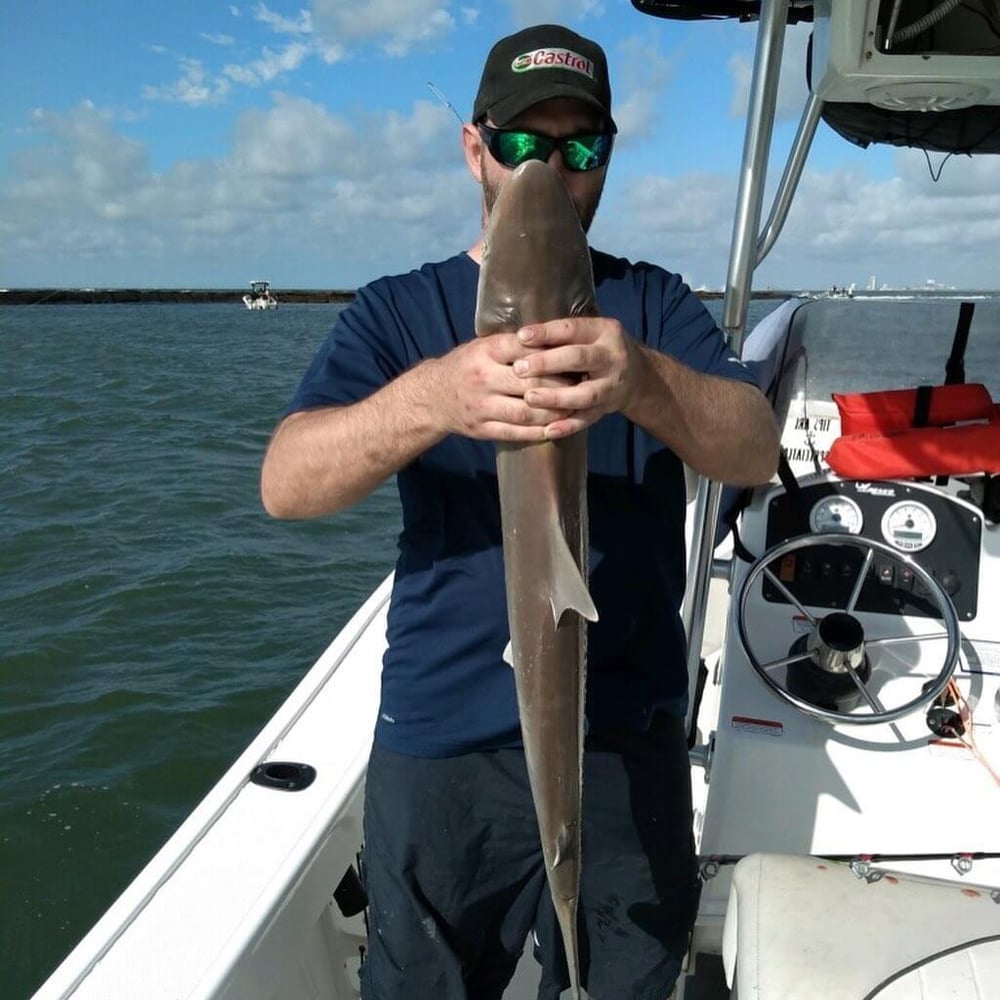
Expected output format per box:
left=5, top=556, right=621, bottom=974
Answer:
left=880, top=500, right=937, bottom=553
left=809, top=494, right=863, bottom=535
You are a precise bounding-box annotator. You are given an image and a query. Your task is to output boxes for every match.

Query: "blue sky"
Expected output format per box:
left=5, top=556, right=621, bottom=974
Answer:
left=3, top=1, right=998, bottom=291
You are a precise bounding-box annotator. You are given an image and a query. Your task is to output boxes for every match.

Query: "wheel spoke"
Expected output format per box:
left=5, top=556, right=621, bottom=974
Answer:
left=846, top=665, right=887, bottom=715
left=845, top=546, right=875, bottom=613
left=867, top=631, right=950, bottom=649
left=759, top=649, right=815, bottom=674
left=762, top=566, right=818, bottom=624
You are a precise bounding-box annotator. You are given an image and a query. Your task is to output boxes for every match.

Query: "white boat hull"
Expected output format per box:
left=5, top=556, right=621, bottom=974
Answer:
left=243, top=295, right=278, bottom=310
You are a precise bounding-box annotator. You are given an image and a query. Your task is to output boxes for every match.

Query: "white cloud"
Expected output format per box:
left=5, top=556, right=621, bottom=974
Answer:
left=148, top=0, right=455, bottom=106
left=143, top=57, right=232, bottom=106
left=223, top=42, right=312, bottom=86
left=379, top=100, right=457, bottom=166
left=201, top=33, right=235, bottom=46
left=311, top=0, right=456, bottom=55
left=254, top=2, right=312, bottom=35
left=505, top=0, right=604, bottom=26
left=384, top=9, right=456, bottom=57
left=595, top=171, right=735, bottom=288
left=314, top=39, right=346, bottom=64
left=728, top=23, right=811, bottom=120
left=611, top=35, right=677, bottom=142
left=780, top=159, right=1000, bottom=264
left=232, top=94, right=359, bottom=177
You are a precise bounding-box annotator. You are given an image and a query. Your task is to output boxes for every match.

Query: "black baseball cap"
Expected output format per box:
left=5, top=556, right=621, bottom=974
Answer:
left=472, top=24, right=617, bottom=133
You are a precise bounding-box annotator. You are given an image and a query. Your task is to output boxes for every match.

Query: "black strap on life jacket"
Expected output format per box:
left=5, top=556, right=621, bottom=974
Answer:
left=912, top=384, right=933, bottom=428
left=944, top=301, right=975, bottom=386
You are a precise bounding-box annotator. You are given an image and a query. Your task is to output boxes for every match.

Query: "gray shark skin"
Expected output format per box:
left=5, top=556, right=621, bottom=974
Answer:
left=475, top=159, right=599, bottom=1000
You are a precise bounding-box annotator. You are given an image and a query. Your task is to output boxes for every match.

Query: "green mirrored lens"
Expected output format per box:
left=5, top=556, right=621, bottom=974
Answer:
left=496, top=130, right=552, bottom=166
left=562, top=135, right=611, bottom=171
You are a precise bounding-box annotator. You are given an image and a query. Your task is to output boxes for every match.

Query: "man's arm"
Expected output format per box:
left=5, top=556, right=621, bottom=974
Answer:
left=261, top=333, right=573, bottom=519
left=623, top=344, right=780, bottom=485
left=261, top=363, right=446, bottom=519
left=511, top=316, right=781, bottom=486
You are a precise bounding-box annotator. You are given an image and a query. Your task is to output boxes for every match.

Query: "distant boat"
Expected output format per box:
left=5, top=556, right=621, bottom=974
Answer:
left=242, top=280, right=278, bottom=310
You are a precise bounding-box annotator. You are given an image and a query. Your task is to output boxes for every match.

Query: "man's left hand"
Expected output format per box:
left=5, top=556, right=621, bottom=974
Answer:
left=511, top=317, right=636, bottom=439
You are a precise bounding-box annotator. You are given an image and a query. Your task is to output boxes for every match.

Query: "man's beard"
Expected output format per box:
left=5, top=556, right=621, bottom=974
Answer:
left=481, top=159, right=604, bottom=234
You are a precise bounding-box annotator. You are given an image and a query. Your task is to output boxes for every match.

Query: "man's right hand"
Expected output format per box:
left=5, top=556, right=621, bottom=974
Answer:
left=432, top=334, right=578, bottom=443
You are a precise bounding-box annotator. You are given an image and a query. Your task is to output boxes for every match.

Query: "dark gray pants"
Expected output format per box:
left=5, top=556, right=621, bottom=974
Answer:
left=360, top=714, right=699, bottom=1000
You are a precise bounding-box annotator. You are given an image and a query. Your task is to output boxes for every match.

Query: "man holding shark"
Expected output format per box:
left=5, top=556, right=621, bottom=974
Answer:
left=262, top=22, right=779, bottom=1000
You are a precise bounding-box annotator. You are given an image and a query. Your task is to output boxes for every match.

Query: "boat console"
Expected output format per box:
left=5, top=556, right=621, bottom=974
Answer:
left=762, top=477, right=982, bottom=621
left=687, top=296, right=1000, bottom=993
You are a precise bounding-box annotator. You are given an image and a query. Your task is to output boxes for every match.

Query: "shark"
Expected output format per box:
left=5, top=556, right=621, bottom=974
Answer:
left=475, top=159, right=600, bottom=1000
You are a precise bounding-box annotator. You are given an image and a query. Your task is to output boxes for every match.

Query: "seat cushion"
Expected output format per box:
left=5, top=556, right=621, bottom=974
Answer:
left=722, top=853, right=1000, bottom=999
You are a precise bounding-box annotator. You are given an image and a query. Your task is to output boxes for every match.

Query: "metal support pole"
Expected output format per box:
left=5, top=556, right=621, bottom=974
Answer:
left=722, top=0, right=790, bottom=343
left=684, top=0, right=791, bottom=731
left=756, top=92, right=823, bottom=267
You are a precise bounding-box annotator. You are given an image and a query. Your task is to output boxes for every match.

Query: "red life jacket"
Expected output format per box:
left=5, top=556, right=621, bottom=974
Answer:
left=832, top=383, right=994, bottom=435
left=826, top=384, right=1000, bottom=479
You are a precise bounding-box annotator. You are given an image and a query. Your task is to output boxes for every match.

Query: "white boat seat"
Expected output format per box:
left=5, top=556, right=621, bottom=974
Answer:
left=722, top=853, right=1000, bottom=1000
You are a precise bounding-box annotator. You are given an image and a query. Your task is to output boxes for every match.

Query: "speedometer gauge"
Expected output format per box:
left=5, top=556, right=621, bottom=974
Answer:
left=880, top=501, right=936, bottom=552
left=809, top=495, right=863, bottom=535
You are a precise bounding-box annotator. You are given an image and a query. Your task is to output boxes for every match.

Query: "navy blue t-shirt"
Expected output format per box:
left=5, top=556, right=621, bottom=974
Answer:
left=286, top=250, right=757, bottom=756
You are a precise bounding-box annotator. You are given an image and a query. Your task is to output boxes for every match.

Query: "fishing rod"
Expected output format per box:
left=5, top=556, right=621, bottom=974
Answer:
left=699, top=850, right=1000, bottom=884
left=427, top=81, right=466, bottom=126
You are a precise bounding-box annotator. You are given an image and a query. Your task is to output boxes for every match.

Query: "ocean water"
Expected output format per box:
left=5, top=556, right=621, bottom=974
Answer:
left=2, top=294, right=998, bottom=997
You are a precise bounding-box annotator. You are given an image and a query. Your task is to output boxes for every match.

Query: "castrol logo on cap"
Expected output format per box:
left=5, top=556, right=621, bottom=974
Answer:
left=511, top=48, right=595, bottom=79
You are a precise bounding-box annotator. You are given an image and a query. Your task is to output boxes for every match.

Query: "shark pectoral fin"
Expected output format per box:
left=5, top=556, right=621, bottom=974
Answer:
left=548, top=529, right=599, bottom=626
left=502, top=638, right=514, bottom=667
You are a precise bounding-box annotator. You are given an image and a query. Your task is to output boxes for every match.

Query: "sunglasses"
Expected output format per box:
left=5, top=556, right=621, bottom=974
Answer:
left=476, top=124, right=614, bottom=173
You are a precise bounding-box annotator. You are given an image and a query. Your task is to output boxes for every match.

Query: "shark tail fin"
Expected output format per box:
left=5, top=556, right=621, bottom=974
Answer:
left=548, top=527, right=599, bottom=626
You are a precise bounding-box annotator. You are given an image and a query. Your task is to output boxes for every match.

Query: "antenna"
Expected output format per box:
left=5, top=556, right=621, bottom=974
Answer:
left=427, top=81, right=466, bottom=126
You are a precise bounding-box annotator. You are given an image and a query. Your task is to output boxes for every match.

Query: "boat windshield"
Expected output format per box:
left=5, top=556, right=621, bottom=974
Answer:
left=793, top=295, right=1000, bottom=403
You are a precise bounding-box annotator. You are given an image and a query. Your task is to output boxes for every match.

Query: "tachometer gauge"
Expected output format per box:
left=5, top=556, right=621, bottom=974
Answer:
left=809, top=495, right=863, bottom=535
left=880, top=501, right=936, bottom=553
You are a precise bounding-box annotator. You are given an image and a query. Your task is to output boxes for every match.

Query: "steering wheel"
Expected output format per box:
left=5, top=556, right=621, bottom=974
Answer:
left=736, top=533, right=961, bottom=725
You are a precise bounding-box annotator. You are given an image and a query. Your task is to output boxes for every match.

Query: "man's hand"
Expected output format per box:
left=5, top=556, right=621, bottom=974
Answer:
left=509, top=317, right=636, bottom=439
left=435, top=333, right=579, bottom=442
